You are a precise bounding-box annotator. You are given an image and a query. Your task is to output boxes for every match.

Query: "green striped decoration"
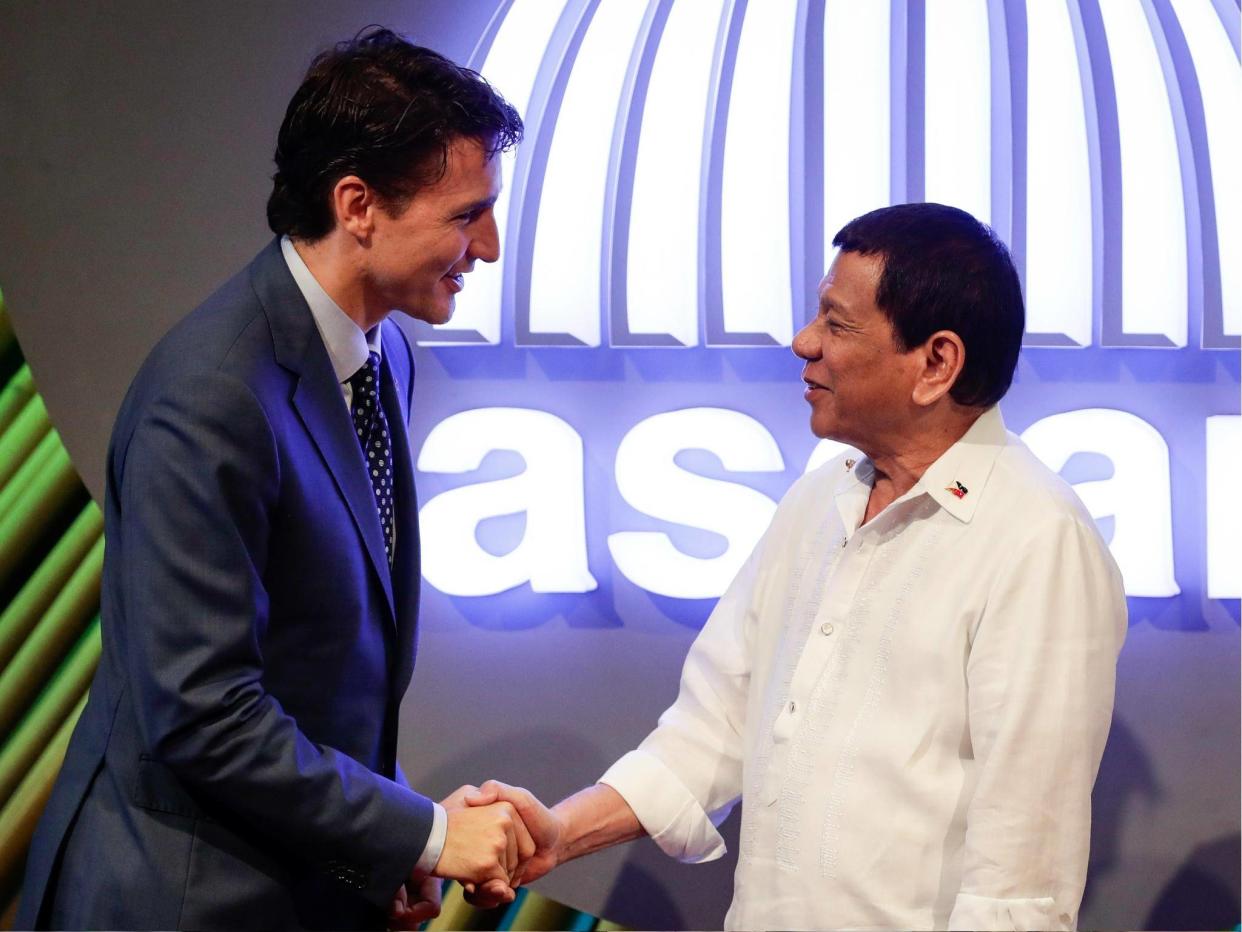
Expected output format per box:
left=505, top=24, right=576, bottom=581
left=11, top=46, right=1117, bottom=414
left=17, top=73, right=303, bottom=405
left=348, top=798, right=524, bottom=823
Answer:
left=0, top=289, right=624, bottom=931
left=0, top=291, right=101, bottom=918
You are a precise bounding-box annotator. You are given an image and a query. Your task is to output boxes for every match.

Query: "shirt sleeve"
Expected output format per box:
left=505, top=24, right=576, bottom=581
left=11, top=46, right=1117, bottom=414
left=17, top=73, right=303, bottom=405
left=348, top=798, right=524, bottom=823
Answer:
left=413, top=803, right=448, bottom=874
left=948, top=511, right=1127, bottom=931
left=599, top=530, right=771, bottom=863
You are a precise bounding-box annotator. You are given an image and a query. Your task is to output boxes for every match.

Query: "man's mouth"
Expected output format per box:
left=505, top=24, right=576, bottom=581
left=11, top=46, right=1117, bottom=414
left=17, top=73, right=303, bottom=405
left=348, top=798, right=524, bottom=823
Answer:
left=444, top=273, right=465, bottom=292
left=803, top=375, right=829, bottom=392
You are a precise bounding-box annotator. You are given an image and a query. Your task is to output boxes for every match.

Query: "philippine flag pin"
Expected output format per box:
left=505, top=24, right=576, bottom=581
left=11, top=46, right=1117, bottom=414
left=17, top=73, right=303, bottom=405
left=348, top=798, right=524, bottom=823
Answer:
left=946, top=480, right=968, bottom=499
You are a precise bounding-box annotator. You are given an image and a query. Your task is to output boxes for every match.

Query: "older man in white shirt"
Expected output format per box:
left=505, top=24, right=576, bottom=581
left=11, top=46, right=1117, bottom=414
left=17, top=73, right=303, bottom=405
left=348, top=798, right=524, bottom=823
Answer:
left=470, top=203, right=1127, bottom=931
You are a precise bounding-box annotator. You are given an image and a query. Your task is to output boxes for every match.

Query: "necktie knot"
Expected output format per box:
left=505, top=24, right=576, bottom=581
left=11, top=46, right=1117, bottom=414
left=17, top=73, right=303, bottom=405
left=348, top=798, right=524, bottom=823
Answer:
left=352, top=351, right=381, bottom=385
left=349, top=352, right=382, bottom=433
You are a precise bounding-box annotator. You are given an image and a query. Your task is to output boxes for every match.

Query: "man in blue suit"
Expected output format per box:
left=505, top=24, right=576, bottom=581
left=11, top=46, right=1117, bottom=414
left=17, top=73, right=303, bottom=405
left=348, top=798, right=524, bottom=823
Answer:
left=18, top=29, right=531, bottom=930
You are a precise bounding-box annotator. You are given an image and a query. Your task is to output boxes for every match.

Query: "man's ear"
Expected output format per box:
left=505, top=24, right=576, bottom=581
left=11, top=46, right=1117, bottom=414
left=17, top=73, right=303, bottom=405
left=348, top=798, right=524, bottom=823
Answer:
left=331, top=175, right=377, bottom=241
left=911, top=330, right=966, bottom=406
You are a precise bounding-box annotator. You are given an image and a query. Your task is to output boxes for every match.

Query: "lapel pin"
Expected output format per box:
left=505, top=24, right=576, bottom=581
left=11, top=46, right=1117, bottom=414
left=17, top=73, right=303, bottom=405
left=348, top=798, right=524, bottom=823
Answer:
left=945, top=480, right=968, bottom=499
left=845, top=458, right=856, bottom=470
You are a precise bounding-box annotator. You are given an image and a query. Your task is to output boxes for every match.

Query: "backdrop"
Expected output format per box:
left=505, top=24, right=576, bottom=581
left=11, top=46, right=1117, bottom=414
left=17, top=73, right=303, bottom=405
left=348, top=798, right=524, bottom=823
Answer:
left=0, top=1, right=1237, bottom=928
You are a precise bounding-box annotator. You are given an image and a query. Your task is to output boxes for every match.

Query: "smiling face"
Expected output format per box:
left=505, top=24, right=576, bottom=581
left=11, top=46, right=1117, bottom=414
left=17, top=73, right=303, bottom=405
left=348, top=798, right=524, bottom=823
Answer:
left=792, top=250, right=925, bottom=450
left=361, top=135, right=503, bottom=325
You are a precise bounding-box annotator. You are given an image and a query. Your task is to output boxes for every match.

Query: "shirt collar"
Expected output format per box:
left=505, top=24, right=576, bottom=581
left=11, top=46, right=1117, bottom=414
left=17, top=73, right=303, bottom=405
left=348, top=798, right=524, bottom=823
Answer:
left=280, top=236, right=382, bottom=384
left=831, top=405, right=1009, bottom=527
left=911, top=405, right=1008, bottom=523
left=830, top=451, right=871, bottom=535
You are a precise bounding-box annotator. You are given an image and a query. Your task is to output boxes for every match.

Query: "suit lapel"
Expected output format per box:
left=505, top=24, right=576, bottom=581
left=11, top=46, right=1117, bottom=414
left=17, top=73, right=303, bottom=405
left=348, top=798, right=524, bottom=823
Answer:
left=250, top=239, right=396, bottom=626
left=292, top=369, right=397, bottom=623
left=380, top=323, right=420, bottom=694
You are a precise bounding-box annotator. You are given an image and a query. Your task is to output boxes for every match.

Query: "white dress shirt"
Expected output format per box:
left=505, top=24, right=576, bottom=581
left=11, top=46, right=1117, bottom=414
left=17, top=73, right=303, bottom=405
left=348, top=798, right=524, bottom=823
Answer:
left=280, top=236, right=446, bottom=876
left=601, top=406, right=1127, bottom=931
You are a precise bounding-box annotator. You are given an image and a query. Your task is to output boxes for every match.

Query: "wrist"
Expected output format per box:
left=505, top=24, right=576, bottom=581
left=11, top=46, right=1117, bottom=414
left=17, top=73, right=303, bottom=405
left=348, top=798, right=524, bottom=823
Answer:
left=548, top=803, right=575, bottom=866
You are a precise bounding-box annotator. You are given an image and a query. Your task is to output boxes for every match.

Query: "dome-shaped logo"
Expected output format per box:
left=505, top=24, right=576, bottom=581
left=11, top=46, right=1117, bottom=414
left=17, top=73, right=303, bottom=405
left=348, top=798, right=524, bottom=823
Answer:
left=421, top=0, right=1238, bottom=351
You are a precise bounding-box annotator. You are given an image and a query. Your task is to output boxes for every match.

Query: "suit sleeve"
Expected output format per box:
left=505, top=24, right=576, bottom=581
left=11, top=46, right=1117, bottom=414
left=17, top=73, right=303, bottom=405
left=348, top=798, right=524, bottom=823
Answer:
left=948, top=512, right=1127, bottom=930
left=119, top=369, right=431, bottom=906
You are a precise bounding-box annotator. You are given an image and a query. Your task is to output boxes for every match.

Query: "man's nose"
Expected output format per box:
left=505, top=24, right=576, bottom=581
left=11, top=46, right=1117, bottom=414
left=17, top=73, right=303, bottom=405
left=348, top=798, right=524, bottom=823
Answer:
left=472, top=210, right=501, bottom=264
left=792, top=322, right=819, bottom=360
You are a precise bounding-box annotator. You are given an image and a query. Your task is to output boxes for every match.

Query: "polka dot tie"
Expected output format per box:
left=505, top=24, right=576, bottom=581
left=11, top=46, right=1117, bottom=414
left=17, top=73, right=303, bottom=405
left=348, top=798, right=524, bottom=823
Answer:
left=348, top=352, right=394, bottom=566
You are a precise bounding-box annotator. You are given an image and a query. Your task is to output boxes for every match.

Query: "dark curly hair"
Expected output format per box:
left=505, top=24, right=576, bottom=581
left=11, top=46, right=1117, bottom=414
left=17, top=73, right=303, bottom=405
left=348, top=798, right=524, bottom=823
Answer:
left=832, top=203, right=1026, bottom=408
left=267, top=27, right=523, bottom=241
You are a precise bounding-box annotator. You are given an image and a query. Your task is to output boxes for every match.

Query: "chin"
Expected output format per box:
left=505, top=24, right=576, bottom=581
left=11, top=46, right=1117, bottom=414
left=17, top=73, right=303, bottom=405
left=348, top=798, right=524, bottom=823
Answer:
left=407, top=299, right=455, bottom=327
left=810, top=418, right=848, bottom=443
left=808, top=409, right=836, bottom=439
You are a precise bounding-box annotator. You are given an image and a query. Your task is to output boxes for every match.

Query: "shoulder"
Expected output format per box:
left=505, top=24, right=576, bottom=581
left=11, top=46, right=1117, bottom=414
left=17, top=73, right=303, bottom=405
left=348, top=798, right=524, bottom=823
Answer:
left=125, top=366, right=275, bottom=464
left=978, top=434, right=1122, bottom=591
left=111, top=259, right=286, bottom=460
left=986, top=433, right=1098, bottom=532
left=133, top=262, right=276, bottom=390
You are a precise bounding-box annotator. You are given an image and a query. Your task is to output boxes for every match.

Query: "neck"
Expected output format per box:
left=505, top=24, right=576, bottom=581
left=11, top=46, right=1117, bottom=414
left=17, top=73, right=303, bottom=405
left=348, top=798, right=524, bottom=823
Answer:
left=290, top=235, right=385, bottom=331
left=860, top=406, right=984, bottom=521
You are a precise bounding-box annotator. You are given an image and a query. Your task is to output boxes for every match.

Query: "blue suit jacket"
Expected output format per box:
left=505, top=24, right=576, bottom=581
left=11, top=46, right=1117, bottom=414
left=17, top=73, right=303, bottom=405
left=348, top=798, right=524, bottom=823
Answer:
left=18, top=240, right=434, bottom=930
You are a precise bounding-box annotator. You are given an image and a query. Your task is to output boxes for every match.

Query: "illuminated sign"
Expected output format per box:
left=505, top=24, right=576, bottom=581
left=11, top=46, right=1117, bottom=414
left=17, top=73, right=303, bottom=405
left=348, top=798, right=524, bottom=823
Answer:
left=409, top=0, right=1241, bottom=606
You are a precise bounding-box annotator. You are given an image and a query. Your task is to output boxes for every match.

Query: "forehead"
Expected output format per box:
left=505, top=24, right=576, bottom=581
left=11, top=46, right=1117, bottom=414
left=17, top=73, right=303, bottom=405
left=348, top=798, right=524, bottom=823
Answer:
left=818, top=250, right=884, bottom=310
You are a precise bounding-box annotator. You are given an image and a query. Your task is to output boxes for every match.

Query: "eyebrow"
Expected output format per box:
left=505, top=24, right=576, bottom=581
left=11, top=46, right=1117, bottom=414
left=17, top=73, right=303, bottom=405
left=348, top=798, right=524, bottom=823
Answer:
left=472, top=194, right=499, bottom=211
left=450, top=195, right=497, bottom=218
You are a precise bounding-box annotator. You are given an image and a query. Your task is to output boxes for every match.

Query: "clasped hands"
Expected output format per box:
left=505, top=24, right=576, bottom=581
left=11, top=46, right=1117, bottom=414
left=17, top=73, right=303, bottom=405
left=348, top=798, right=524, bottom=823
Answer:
left=389, top=781, right=562, bottom=928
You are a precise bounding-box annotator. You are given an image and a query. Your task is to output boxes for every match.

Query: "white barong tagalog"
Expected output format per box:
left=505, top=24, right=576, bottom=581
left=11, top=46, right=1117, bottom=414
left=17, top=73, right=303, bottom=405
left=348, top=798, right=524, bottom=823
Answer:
left=601, top=405, right=1127, bottom=931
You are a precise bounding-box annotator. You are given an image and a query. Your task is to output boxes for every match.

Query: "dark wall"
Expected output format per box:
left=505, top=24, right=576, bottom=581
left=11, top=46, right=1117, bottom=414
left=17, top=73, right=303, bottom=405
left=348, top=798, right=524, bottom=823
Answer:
left=0, top=0, right=487, bottom=500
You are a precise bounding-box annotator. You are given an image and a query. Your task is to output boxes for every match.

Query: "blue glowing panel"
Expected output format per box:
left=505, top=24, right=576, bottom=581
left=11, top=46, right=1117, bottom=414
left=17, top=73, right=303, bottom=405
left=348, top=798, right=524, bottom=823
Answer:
left=524, top=0, right=649, bottom=347
left=1097, top=0, right=1188, bottom=347
left=1206, top=414, right=1241, bottom=598
left=718, top=0, right=798, bottom=347
left=419, top=0, right=568, bottom=345
left=1171, top=0, right=1241, bottom=347
left=923, top=0, right=992, bottom=225
left=822, top=0, right=891, bottom=262
left=1024, top=0, right=1093, bottom=347
left=620, top=0, right=727, bottom=347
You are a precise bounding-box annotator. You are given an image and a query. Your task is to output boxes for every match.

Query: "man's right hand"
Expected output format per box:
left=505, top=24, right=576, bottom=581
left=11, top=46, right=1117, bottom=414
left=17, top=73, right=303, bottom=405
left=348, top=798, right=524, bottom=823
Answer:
left=465, top=781, right=563, bottom=884
left=456, top=781, right=566, bottom=909
left=431, top=796, right=535, bottom=897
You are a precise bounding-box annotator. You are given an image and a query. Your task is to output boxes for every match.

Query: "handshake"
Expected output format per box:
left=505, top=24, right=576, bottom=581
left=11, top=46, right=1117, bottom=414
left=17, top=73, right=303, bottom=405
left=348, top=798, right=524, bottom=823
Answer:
left=390, top=780, right=563, bottom=928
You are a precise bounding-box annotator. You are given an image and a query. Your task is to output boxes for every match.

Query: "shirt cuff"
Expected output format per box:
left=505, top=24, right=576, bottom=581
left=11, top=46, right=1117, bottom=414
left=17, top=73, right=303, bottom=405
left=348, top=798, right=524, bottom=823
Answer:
left=599, top=750, right=727, bottom=863
left=948, top=893, right=1069, bottom=931
left=413, top=801, right=447, bottom=874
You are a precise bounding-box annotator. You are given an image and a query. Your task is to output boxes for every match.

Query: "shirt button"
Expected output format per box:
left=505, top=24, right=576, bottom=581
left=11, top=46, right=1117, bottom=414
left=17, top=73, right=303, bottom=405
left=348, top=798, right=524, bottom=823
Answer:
left=820, top=622, right=834, bottom=636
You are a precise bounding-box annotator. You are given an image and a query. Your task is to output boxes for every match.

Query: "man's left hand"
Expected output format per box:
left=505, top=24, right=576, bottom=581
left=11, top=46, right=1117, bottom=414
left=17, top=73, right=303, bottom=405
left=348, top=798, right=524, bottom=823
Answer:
left=389, top=872, right=442, bottom=930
